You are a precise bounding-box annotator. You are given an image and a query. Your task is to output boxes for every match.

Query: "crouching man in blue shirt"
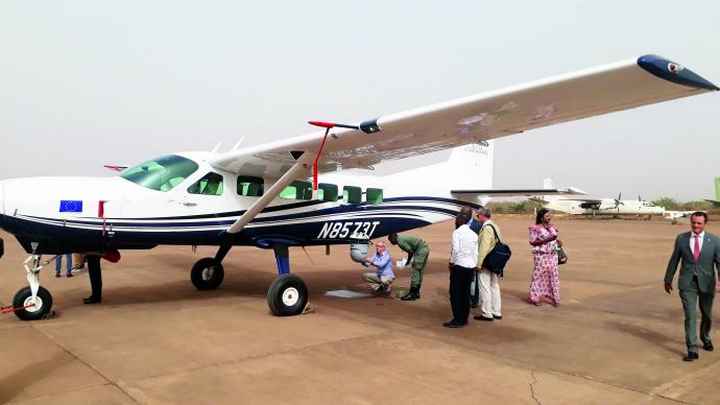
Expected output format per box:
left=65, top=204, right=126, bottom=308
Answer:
left=363, top=241, right=395, bottom=296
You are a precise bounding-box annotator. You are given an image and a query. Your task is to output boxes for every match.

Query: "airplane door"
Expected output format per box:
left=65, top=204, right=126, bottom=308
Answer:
left=180, top=172, right=229, bottom=214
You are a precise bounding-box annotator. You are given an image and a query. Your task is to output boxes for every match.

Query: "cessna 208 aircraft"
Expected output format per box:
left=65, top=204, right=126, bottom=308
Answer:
left=0, top=54, right=717, bottom=320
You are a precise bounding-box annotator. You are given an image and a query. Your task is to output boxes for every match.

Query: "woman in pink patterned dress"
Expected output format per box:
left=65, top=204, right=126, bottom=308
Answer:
left=528, top=208, right=562, bottom=306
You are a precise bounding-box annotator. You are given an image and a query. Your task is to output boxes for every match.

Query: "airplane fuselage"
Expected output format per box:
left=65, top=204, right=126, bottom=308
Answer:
left=0, top=152, right=471, bottom=255
left=544, top=198, right=665, bottom=216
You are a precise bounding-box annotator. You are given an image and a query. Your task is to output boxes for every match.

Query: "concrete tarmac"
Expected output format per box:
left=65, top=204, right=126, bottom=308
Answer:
left=1, top=216, right=719, bottom=404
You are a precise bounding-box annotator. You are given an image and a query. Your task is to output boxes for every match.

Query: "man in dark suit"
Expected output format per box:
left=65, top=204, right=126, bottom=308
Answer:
left=665, top=212, right=720, bottom=361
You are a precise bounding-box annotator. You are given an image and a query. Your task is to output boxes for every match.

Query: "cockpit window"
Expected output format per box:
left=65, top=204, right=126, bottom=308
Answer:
left=120, top=155, right=199, bottom=192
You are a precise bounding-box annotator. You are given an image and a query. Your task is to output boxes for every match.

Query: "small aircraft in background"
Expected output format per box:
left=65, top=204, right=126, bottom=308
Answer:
left=532, top=180, right=666, bottom=216
left=0, top=54, right=717, bottom=320
left=705, top=177, right=720, bottom=207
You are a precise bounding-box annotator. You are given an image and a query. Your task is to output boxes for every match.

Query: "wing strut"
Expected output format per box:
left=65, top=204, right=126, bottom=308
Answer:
left=307, top=120, right=359, bottom=191
left=226, top=153, right=312, bottom=235
left=312, top=128, right=329, bottom=191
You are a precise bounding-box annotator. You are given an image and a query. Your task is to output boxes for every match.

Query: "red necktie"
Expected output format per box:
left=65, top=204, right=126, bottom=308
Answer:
left=693, top=235, right=701, bottom=262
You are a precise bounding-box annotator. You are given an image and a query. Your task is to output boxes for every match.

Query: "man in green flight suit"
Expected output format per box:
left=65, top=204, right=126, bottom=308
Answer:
left=389, top=233, right=430, bottom=301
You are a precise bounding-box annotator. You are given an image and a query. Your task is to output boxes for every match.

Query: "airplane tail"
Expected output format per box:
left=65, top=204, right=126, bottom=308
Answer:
left=380, top=142, right=494, bottom=199
left=703, top=177, right=720, bottom=207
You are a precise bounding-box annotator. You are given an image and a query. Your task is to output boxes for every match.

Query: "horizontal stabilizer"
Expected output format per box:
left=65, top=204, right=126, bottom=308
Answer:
left=451, top=187, right=585, bottom=197
left=103, top=164, right=128, bottom=172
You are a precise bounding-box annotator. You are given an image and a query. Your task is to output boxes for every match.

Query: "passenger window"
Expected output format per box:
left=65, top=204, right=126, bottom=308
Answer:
left=317, top=183, right=338, bottom=202
left=280, top=181, right=312, bottom=200
left=366, top=188, right=383, bottom=204
left=237, top=176, right=264, bottom=197
left=343, top=186, right=362, bottom=204
left=187, top=172, right=224, bottom=196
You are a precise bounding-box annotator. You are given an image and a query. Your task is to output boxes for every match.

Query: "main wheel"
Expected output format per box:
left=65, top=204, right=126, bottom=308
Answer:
left=191, top=258, right=225, bottom=290
left=267, top=274, right=308, bottom=316
left=13, top=286, right=53, bottom=321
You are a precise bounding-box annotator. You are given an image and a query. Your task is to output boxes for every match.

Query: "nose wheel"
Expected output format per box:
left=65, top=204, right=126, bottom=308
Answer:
left=6, top=253, right=54, bottom=321
left=12, top=286, right=53, bottom=321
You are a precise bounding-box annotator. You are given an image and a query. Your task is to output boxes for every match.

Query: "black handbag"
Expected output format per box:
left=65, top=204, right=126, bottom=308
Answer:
left=557, top=246, right=568, bottom=265
left=481, top=224, right=512, bottom=275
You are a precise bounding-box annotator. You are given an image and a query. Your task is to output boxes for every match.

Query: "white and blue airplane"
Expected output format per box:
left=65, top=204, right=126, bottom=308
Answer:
left=0, top=54, right=716, bottom=320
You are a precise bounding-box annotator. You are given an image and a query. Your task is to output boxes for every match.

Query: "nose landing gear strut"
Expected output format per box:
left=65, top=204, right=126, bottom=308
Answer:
left=3, top=250, right=54, bottom=320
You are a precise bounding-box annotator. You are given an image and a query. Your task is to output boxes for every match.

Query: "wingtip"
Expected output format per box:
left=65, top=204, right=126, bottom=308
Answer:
left=637, top=54, right=719, bottom=91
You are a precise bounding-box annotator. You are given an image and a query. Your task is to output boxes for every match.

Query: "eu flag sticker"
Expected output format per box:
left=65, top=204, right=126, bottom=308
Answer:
left=59, top=200, right=83, bottom=213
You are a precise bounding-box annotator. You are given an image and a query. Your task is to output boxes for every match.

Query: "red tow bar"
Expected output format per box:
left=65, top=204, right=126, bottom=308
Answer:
left=0, top=303, right=35, bottom=314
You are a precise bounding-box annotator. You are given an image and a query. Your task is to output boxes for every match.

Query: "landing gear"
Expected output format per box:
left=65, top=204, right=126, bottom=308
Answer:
left=13, top=252, right=53, bottom=321
left=191, top=257, right=225, bottom=290
left=267, top=274, right=308, bottom=316
left=13, top=286, right=53, bottom=321
left=266, top=245, right=308, bottom=316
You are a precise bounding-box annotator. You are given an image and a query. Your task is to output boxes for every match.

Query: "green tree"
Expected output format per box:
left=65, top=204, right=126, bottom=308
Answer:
left=652, top=197, right=680, bottom=210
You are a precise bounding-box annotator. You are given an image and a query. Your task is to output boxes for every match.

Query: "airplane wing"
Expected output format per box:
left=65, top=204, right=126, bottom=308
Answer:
left=451, top=187, right=585, bottom=198
left=210, top=54, right=717, bottom=179
left=665, top=210, right=697, bottom=219
left=704, top=199, right=720, bottom=207
left=550, top=198, right=603, bottom=203
left=211, top=54, right=717, bottom=235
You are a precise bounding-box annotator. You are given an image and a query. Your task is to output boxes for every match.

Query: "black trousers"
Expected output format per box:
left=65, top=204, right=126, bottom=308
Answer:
left=450, top=265, right=474, bottom=324
left=87, top=255, right=103, bottom=299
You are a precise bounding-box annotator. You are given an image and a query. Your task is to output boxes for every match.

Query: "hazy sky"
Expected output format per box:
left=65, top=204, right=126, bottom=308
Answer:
left=1, top=1, right=718, bottom=200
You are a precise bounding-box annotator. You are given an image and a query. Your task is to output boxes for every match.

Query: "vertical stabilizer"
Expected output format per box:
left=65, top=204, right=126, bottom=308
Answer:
left=379, top=141, right=494, bottom=198
left=715, top=177, right=720, bottom=201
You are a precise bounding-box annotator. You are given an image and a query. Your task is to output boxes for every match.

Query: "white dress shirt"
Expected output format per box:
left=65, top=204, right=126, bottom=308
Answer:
left=690, top=231, right=705, bottom=255
left=450, top=224, right=479, bottom=268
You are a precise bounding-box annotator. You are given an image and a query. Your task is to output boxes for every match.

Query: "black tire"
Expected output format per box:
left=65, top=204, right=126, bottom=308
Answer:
left=267, top=274, right=308, bottom=316
left=191, top=257, right=225, bottom=290
left=13, top=286, right=53, bottom=321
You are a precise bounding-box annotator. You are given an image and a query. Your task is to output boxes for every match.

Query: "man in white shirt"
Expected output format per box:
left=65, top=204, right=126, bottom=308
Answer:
left=445, top=213, right=479, bottom=328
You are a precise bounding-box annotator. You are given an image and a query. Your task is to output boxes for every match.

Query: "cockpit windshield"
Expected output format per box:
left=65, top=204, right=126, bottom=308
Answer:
left=120, top=155, right=199, bottom=192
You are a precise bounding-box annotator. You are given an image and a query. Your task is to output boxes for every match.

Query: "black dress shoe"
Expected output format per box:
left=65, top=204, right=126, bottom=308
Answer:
left=443, top=321, right=465, bottom=328
left=493, top=315, right=503, bottom=320
left=473, top=315, right=494, bottom=321
left=683, top=351, right=699, bottom=361
left=83, top=296, right=102, bottom=304
left=703, top=342, right=714, bottom=352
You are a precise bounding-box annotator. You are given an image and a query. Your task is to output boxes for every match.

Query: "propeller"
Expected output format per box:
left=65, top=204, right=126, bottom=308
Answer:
left=613, top=192, right=624, bottom=208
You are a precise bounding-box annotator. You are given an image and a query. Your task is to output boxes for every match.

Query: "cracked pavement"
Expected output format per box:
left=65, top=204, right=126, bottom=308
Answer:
left=1, top=216, right=719, bottom=404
